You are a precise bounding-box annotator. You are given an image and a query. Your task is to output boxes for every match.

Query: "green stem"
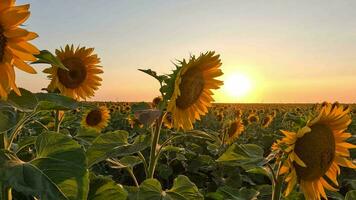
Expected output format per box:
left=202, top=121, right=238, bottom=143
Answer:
left=1, top=185, right=12, bottom=200
left=54, top=110, right=59, bottom=132
left=0, top=132, right=7, bottom=149
left=127, top=168, right=139, bottom=188
left=147, top=113, right=164, bottom=179
left=272, top=159, right=284, bottom=200
left=137, top=152, right=148, bottom=177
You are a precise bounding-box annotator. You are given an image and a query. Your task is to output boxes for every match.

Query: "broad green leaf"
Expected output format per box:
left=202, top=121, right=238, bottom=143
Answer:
left=33, top=50, right=67, bottom=70
left=15, top=136, right=37, bottom=153
left=137, top=176, right=203, bottom=200
left=88, top=174, right=128, bottom=200
left=325, top=191, right=344, bottom=200
left=75, top=127, right=101, bottom=144
left=138, top=179, right=163, bottom=200
left=86, top=130, right=128, bottom=167
left=8, top=88, right=38, bottom=112
left=30, top=132, right=89, bottom=200
left=87, top=131, right=150, bottom=167
left=0, top=132, right=89, bottom=200
left=216, top=186, right=259, bottom=200
left=165, top=175, right=204, bottom=200
left=0, top=102, right=17, bottom=132
left=345, top=190, right=356, bottom=200
left=118, top=156, right=142, bottom=168
left=217, top=144, right=265, bottom=170
left=0, top=150, right=68, bottom=200
left=106, top=134, right=150, bottom=159
left=246, top=167, right=272, bottom=181
left=36, top=93, right=79, bottom=110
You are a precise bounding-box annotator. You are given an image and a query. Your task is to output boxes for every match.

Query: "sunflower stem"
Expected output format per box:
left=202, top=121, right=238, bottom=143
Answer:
left=147, top=113, right=164, bottom=179
left=54, top=110, right=59, bottom=132
left=272, top=159, right=284, bottom=200
left=1, top=184, right=12, bottom=200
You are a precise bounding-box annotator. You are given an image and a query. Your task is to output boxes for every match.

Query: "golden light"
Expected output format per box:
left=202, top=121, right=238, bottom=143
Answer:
left=223, top=73, right=252, bottom=98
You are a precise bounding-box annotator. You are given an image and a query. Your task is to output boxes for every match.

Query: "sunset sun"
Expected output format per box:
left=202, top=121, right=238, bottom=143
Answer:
left=223, top=73, right=252, bottom=98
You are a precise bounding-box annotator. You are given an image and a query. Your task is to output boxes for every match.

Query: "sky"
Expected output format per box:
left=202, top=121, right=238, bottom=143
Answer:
left=16, top=0, right=356, bottom=103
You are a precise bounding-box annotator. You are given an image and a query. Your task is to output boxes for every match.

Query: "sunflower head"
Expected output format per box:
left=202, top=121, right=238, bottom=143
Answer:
left=44, top=45, right=103, bottom=100
left=81, top=106, right=110, bottom=132
left=0, top=0, right=39, bottom=98
left=224, top=118, right=244, bottom=145
left=167, top=51, right=223, bottom=130
left=236, top=109, right=242, bottom=118
left=152, top=96, right=163, bottom=108
left=262, top=114, right=273, bottom=128
left=273, top=103, right=356, bottom=200
left=247, top=113, right=259, bottom=124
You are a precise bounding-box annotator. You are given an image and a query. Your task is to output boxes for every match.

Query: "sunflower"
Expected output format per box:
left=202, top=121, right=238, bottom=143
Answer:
left=247, top=113, right=259, bottom=124
left=236, top=109, right=242, bottom=118
left=224, top=118, right=244, bottom=145
left=273, top=103, right=356, bottom=200
left=167, top=51, right=223, bottom=130
left=44, top=45, right=102, bottom=100
left=152, top=96, right=162, bottom=108
left=262, top=114, right=273, bottom=128
left=163, top=112, right=173, bottom=129
left=81, top=106, right=110, bottom=132
left=0, top=0, right=39, bottom=98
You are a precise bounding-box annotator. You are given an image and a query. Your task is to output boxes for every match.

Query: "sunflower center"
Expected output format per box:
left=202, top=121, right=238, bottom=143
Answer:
left=294, top=124, right=335, bottom=181
left=57, top=57, right=87, bottom=89
left=0, top=26, right=6, bottom=62
left=228, top=122, right=238, bottom=137
left=176, top=68, right=205, bottom=109
left=86, top=109, right=103, bottom=126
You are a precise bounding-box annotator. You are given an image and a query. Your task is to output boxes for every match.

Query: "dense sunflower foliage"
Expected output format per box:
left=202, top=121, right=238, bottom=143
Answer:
left=0, top=1, right=355, bottom=200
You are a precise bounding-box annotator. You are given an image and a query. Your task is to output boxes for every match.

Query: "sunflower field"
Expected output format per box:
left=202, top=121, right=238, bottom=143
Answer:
left=0, top=1, right=356, bottom=200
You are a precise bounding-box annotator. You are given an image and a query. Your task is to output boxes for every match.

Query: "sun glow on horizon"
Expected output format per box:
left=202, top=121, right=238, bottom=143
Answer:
left=224, top=73, right=252, bottom=98
left=214, top=71, right=257, bottom=103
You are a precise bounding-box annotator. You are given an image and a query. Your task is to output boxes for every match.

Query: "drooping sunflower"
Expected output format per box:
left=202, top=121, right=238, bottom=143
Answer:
left=0, top=0, right=39, bottom=98
left=273, top=103, right=356, bottom=200
left=152, top=96, right=162, bottom=108
left=44, top=45, right=103, bottom=100
left=81, top=106, right=110, bottom=132
left=167, top=51, right=223, bottom=130
left=224, top=118, right=245, bottom=145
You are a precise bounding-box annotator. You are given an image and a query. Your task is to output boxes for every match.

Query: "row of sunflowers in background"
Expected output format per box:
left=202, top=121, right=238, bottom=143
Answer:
left=1, top=1, right=356, bottom=200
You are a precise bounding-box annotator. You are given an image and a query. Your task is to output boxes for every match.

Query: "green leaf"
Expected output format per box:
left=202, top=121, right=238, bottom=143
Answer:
left=217, top=144, right=265, bottom=170
left=8, top=88, right=38, bottom=112
left=138, top=69, right=168, bottom=84
left=216, top=186, right=259, bottom=200
left=130, top=102, right=151, bottom=113
left=87, top=131, right=150, bottom=167
left=0, top=102, right=17, bottom=132
left=138, top=179, right=163, bottom=200
left=345, top=190, right=356, bottom=200
left=33, top=50, right=67, bottom=70
left=86, top=130, right=128, bottom=167
left=0, top=132, right=89, bottom=200
left=36, top=93, right=79, bottom=110
left=165, top=175, right=204, bottom=200
left=88, top=174, right=128, bottom=200
left=118, top=156, right=142, bottom=168
left=15, top=136, right=37, bottom=153
left=137, top=176, right=203, bottom=200
left=246, top=167, right=272, bottom=181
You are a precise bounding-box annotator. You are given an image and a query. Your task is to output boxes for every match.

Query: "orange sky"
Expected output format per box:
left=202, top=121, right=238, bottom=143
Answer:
left=17, top=0, right=356, bottom=103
